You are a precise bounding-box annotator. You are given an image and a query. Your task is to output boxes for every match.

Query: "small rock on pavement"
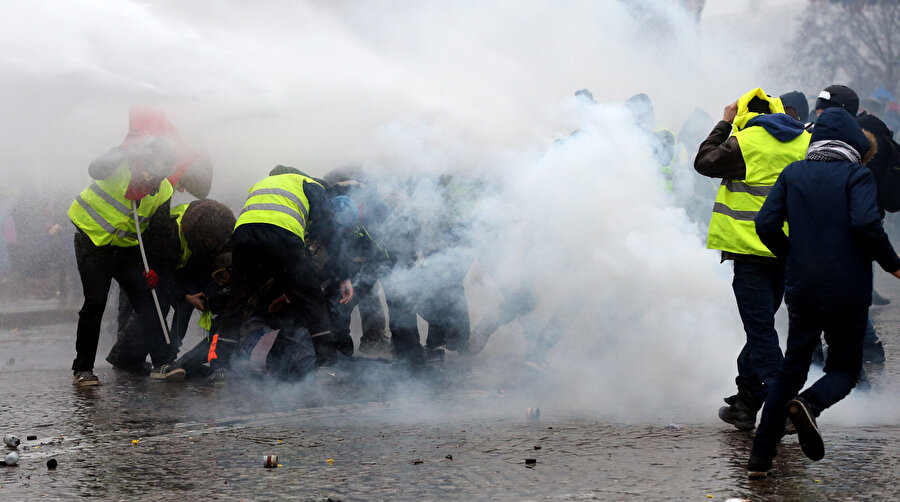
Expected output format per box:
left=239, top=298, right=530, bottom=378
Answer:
left=445, top=454, right=452, bottom=460
left=665, top=422, right=684, bottom=431
left=411, top=459, right=424, bottom=465
left=47, top=458, right=57, bottom=470
left=4, top=452, right=19, bottom=466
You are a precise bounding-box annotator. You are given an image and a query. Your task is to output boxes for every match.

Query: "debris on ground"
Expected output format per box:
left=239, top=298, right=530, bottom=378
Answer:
left=46, top=458, right=57, bottom=470
left=3, top=434, right=20, bottom=448
left=665, top=422, right=684, bottom=431
left=264, top=455, right=278, bottom=468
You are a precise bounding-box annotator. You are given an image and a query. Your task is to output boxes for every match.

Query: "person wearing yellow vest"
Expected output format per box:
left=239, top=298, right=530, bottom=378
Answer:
left=212, top=165, right=354, bottom=380
left=694, top=88, right=811, bottom=431
left=67, top=137, right=184, bottom=386
left=625, top=93, right=677, bottom=191
left=105, top=199, right=235, bottom=377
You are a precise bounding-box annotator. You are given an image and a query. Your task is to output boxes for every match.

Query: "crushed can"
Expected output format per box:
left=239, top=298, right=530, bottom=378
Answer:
left=3, top=434, right=20, bottom=448
left=264, top=454, right=278, bottom=468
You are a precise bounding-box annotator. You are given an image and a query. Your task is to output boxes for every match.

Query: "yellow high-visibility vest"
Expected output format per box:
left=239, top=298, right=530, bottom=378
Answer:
left=234, top=173, right=321, bottom=242
left=171, top=202, right=192, bottom=269
left=68, top=162, right=173, bottom=247
left=707, top=126, right=810, bottom=257
left=707, top=88, right=810, bottom=257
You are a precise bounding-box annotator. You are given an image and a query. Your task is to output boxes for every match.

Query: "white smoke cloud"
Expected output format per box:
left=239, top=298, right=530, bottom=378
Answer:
left=8, top=0, right=876, bottom=425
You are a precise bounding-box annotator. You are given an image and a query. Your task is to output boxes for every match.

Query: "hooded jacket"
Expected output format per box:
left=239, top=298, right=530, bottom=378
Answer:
left=699, top=88, right=811, bottom=259
left=695, top=88, right=808, bottom=180
left=857, top=112, right=900, bottom=213
left=755, top=107, right=900, bottom=311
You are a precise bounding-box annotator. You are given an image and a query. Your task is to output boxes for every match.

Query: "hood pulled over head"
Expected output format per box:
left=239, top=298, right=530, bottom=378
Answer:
left=733, top=87, right=784, bottom=131
left=810, top=108, right=870, bottom=158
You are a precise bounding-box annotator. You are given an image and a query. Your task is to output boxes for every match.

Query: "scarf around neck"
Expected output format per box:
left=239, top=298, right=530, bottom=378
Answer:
left=805, top=139, right=861, bottom=163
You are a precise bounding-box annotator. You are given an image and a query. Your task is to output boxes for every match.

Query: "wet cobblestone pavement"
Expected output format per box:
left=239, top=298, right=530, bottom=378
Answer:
left=3, top=279, right=900, bottom=500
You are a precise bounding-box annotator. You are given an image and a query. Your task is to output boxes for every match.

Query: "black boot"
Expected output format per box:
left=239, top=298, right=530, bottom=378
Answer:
left=719, top=388, right=761, bottom=431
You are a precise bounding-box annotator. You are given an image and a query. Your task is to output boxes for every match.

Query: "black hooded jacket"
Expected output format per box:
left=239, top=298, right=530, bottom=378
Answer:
left=756, top=108, right=900, bottom=312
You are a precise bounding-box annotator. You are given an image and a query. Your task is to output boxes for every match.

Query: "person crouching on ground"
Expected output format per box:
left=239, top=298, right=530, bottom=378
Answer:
left=212, top=165, right=354, bottom=379
left=746, top=107, right=900, bottom=478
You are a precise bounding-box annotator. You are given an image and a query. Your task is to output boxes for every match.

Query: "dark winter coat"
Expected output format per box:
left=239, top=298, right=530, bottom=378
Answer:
left=755, top=109, right=900, bottom=312
left=857, top=112, right=900, bottom=213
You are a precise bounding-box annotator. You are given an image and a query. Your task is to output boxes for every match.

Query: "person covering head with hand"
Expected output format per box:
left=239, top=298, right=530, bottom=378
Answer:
left=694, top=87, right=811, bottom=432
left=747, top=107, right=900, bottom=478
left=67, top=129, right=184, bottom=386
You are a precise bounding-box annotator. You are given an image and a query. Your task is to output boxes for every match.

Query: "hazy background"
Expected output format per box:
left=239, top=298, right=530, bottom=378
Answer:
left=16, top=0, right=897, bottom=426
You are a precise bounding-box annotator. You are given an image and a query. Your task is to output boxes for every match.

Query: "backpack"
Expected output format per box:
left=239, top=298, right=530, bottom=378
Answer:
left=858, top=113, right=900, bottom=213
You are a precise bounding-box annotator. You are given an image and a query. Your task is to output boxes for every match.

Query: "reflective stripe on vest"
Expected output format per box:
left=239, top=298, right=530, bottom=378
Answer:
left=171, top=202, right=192, bottom=269
left=67, top=163, right=174, bottom=247
left=234, top=174, right=319, bottom=242
left=706, top=126, right=810, bottom=257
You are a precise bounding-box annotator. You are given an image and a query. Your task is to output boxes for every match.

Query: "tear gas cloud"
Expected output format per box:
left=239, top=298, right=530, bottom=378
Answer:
left=5, top=0, right=891, bottom=425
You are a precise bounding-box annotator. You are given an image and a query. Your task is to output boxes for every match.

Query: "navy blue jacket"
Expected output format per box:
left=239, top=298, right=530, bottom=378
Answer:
left=755, top=159, right=900, bottom=311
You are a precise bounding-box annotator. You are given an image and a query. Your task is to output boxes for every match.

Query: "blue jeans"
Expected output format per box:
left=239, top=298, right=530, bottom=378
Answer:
left=732, top=261, right=786, bottom=404
left=751, top=308, right=866, bottom=458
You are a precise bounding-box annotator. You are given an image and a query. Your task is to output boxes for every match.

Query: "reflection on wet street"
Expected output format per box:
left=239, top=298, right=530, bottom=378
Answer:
left=3, top=280, right=900, bottom=500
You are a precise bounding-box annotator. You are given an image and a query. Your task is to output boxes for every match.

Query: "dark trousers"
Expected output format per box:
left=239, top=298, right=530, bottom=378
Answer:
left=420, top=281, right=470, bottom=352
left=419, top=253, right=472, bottom=352
left=216, top=240, right=334, bottom=367
left=732, top=260, right=786, bottom=403
left=381, top=265, right=424, bottom=363
left=72, top=231, right=176, bottom=372
left=326, top=262, right=387, bottom=356
left=109, top=286, right=188, bottom=368
left=751, top=308, right=867, bottom=459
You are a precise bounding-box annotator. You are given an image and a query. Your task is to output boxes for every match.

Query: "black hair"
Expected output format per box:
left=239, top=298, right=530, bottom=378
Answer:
left=181, top=200, right=236, bottom=255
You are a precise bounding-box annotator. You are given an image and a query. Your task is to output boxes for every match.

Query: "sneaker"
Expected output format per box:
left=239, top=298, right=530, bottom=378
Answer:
left=72, top=370, right=101, bottom=387
left=358, top=334, right=392, bottom=355
left=747, top=454, right=773, bottom=479
left=149, top=363, right=186, bottom=382
left=786, top=398, right=824, bottom=461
